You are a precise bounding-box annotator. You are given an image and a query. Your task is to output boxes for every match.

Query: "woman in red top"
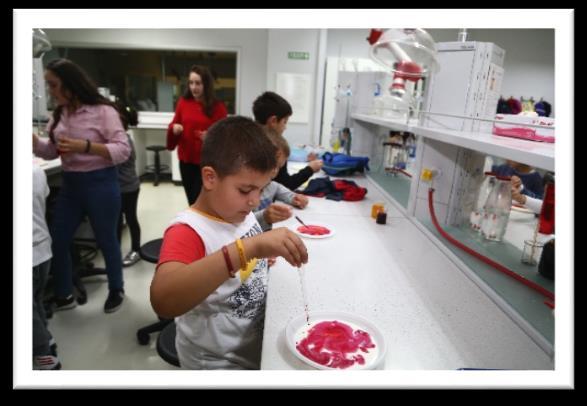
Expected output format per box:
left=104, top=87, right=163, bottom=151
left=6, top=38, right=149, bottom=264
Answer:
left=167, top=65, right=228, bottom=204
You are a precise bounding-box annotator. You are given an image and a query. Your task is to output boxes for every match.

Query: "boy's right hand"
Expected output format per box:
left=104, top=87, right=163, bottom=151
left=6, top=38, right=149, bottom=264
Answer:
left=263, top=203, right=293, bottom=224
left=246, top=227, right=308, bottom=268
left=308, top=159, right=323, bottom=172
left=172, top=124, right=183, bottom=135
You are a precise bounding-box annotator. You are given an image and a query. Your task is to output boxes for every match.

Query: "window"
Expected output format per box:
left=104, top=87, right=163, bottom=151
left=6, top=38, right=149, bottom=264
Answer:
left=42, top=47, right=237, bottom=114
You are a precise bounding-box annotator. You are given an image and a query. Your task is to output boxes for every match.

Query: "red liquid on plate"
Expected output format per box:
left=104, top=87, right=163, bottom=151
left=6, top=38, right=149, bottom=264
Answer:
left=296, top=320, right=376, bottom=369
left=297, top=225, right=330, bottom=236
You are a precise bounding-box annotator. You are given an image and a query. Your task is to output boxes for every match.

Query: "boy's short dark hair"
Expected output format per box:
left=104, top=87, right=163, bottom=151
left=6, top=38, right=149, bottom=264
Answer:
left=252, top=91, right=293, bottom=125
left=201, top=116, right=277, bottom=178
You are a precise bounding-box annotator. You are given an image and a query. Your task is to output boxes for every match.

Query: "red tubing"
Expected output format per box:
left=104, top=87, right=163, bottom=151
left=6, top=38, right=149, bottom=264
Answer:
left=396, top=168, right=413, bottom=178
left=427, top=188, right=554, bottom=303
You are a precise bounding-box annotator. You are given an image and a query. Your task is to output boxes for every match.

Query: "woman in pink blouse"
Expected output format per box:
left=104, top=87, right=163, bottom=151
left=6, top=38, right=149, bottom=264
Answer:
left=33, top=58, right=131, bottom=314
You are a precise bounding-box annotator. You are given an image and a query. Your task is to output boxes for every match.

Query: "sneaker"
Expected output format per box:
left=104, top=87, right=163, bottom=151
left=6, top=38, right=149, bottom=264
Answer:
left=33, top=354, right=62, bottom=370
left=73, top=284, right=88, bottom=305
left=104, top=289, right=125, bottom=313
left=53, top=295, right=77, bottom=312
left=122, top=251, right=141, bottom=267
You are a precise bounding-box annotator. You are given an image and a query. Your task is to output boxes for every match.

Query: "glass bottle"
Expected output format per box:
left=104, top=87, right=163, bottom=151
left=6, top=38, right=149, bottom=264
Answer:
left=469, top=173, right=496, bottom=233
left=480, top=175, right=512, bottom=242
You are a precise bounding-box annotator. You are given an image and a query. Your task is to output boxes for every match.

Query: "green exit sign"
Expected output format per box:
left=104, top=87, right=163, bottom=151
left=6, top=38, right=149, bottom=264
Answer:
left=288, top=51, right=309, bottom=60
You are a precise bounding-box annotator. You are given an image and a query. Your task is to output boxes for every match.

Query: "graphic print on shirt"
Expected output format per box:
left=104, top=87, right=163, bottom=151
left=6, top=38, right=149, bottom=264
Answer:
left=228, top=223, right=267, bottom=321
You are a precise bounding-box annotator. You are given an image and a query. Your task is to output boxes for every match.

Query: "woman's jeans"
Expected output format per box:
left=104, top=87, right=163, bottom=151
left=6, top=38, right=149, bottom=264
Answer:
left=50, top=166, right=123, bottom=298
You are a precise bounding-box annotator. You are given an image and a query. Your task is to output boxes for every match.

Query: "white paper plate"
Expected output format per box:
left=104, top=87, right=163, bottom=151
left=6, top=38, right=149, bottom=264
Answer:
left=285, top=311, right=386, bottom=370
left=293, top=223, right=335, bottom=239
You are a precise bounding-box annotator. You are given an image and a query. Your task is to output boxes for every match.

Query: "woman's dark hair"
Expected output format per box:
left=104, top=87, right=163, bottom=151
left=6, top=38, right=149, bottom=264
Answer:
left=201, top=116, right=277, bottom=178
left=114, top=99, right=139, bottom=131
left=182, top=65, right=217, bottom=118
left=252, top=91, right=293, bottom=125
left=45, top=58, right=124, bottom=143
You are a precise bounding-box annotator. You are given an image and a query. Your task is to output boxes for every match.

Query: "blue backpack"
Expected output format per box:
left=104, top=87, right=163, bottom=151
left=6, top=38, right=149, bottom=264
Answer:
left=321, top=152, right=370, bottom=176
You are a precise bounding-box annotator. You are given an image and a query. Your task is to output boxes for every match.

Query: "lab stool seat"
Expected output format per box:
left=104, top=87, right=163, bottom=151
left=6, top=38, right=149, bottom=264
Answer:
left=139, top=238, right=163, bottom=264
left=156, top=320, right=180, bottom=367
left=145, top=145, right=170, bottom=186
left=136, top=238, right=175, bottom=346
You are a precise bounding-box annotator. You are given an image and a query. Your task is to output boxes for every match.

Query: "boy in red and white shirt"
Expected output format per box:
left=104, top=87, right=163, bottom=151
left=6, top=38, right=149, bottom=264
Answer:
left=152, top=116, right=308, bottom=369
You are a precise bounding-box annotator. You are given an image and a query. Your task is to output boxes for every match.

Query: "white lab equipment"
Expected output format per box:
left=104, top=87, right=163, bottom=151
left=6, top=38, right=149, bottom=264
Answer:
left=368, top=28, right=439, bottom=102
left=33, top=29, right=52, bottom=128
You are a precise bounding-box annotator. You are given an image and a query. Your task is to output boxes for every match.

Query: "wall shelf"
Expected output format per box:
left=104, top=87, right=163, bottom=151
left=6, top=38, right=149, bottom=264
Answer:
left=352, top=113, right=554, bottom=171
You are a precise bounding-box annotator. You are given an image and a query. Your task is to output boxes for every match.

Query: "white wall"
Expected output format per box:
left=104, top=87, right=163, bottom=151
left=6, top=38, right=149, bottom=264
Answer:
left=326, top=28, right=555, bottom=116
left=43, top=29, right=269, bottom=118
left=266, top=29, right=322, bottom=147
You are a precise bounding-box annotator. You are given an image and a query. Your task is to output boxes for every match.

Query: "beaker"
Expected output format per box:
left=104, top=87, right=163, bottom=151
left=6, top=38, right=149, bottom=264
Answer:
left=521, top=239, right=544, bottom=266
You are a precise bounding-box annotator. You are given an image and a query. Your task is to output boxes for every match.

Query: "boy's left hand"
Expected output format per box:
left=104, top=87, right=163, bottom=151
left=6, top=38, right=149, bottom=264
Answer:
left=292, top=194, right=308, bottom=209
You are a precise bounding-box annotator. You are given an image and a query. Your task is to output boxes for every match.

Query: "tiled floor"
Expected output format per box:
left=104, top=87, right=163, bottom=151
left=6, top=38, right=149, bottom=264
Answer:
left=47, top=180, right=187, bottom=370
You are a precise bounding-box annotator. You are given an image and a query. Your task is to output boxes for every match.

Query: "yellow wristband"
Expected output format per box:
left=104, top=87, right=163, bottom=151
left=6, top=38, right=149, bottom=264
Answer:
left=235, top=238, right=247, bottom=270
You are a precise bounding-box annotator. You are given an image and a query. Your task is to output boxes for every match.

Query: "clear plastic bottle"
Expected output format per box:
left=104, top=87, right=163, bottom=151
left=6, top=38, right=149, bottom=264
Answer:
left=480, top=176, right=512, bottom=242
left=469, top=172, right=496, bottom=233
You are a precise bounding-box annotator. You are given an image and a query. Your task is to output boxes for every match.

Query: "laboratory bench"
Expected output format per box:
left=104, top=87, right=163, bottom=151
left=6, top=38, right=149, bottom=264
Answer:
left=260, top=172, right=554, bottom=370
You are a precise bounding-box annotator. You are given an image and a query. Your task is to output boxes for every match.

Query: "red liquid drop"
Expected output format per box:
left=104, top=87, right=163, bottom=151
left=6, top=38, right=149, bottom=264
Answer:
left=296, top=320, right=376, bottom=369
left=297, top=225, right=330, bottom=236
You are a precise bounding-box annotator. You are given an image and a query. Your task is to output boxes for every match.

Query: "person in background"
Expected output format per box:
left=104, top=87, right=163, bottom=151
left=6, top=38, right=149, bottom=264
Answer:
left=510, top=172, right=554, bottom=215
left=255, top=129, right=309, bottom=231
left=252, top=91, right=323, bottom=191
left=151, top=116, right=308, bottom=369
left=166, top=65, right=228, bottom=205
left=115, top=101, right=142, bottom=267
left=511, top=177, right=543, bottom=214
left=492, top=159, right=544, bottom=199
left=33, top=58, right=131, bottom=314
left=33, top=164, right=61, bottom=370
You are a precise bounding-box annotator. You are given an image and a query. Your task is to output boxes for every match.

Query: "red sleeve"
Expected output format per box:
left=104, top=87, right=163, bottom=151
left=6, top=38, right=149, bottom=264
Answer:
left=212, top=101, right=228, bottom=122
left=157, top=223, right=206, bottom=269
left=166, top=98, right=183, bottom=151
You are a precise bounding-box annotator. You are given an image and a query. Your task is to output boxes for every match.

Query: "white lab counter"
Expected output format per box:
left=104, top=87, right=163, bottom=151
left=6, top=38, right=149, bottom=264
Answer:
left=34, top=156, right=61, bottom=176
left=260, top=174, right=553, bottom=370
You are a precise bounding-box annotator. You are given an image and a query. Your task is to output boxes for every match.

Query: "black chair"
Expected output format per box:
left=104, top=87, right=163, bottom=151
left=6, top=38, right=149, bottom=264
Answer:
left=136, top=238, right=173, bottom=345
left=145, top=145, right=170, bottom=186
left=156, top=320, right=180, bottom=367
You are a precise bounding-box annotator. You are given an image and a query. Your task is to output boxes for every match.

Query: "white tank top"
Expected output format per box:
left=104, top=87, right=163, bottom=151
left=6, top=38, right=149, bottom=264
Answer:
left=169, top=209, right=268, bottom=369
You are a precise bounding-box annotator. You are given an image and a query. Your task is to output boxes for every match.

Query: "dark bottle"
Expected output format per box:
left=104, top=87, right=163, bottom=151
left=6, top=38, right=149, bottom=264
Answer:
left=538, top=239, right=555, bottom=280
